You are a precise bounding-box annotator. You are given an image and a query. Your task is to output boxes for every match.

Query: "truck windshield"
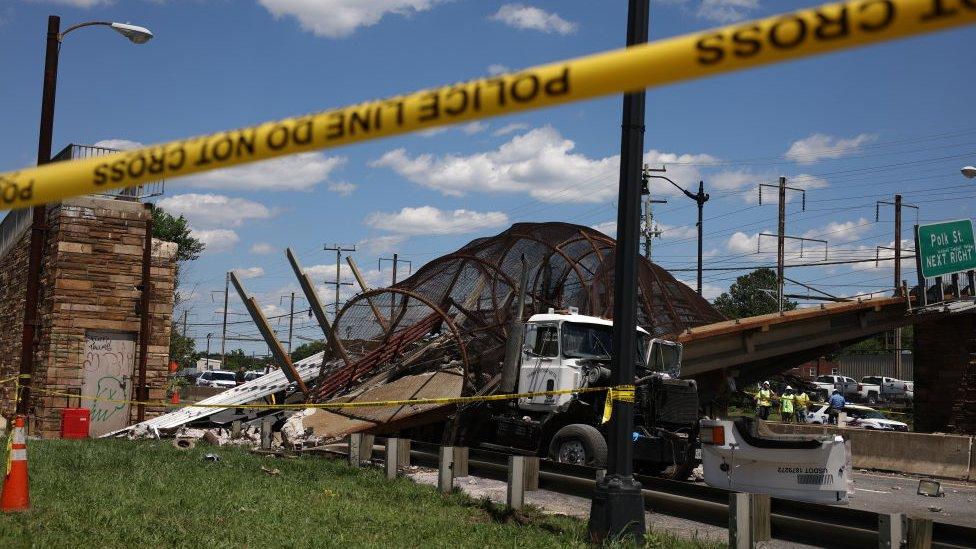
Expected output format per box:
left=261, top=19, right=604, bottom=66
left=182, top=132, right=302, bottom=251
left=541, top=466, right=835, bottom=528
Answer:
left=561, top=322, right=647, bottom=365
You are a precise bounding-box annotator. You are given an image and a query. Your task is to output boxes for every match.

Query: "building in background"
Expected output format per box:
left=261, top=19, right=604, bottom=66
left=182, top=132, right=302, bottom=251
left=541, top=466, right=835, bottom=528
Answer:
left=0, top=144, right=176, bottom=437
left=195, top=358, right=222, bottom=372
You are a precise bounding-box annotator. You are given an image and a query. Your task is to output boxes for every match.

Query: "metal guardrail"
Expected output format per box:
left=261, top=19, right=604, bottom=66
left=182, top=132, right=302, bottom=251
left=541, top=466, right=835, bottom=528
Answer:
left=52, top=144, right=164, bottom=200
left=403, top=441, right=975, bottom=549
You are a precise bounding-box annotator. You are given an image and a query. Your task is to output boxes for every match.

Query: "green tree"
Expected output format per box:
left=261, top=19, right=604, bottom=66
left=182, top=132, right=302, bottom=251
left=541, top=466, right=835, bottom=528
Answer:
left=169, top=331, right=196, bottom=369
left=291, top=340, right=326, bottom=362
left=152, top=207, right=205, bottom=265
left=712, top=268, right=797, bottom=319
left=152, top=206, right=205, bottom=369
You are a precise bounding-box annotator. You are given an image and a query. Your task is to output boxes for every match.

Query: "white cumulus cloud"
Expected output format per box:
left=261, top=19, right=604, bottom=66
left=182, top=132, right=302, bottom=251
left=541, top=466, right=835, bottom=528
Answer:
left=371, top=125, right=715, bottom=204
left=28, top=0, right=112, bottom=7
left=487, top=64, right=511, bottom=76
left=591, top=221, right=617, bottom=238
left=366, top=206, right=508, bottom=236
left=156, top=193, right=274, bottom=228
left=93, top=139, right=144, bottom=151
left=328, top=181, right=357, bottom=197
left=258, top=0, right=448, bottom=38
left=250, top=242, right=276, bottom=255
left=491, top=3, right=577, bottom=34
left=358, top=234, right=409, bottom=254
left=232, top=266, right=266, bottom=279
left=677, top=278, right=726, bottom=300
left=851, top=239, right=915, bottom=273
left=804, top=217, right=871, bottom=244
left=784, top=133, right=878, bottom=164
left=461, top=122, right=489, bottom=135
left=696, top=0, right=761, bottom=23
left=177, top=152, right=345, bottom=192
left=191, top=229, right=239, bottom=253
left=492, top=122, right=530, bottom=137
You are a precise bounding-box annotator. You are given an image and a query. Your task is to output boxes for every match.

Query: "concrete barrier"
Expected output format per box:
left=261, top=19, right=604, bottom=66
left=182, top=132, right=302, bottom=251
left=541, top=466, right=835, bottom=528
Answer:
left=764, top=422, right=974, bottom=480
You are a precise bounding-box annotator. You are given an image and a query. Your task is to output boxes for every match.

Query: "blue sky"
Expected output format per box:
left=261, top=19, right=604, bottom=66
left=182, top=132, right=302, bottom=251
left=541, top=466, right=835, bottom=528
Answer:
left=2, top=0, right=975, bottom=355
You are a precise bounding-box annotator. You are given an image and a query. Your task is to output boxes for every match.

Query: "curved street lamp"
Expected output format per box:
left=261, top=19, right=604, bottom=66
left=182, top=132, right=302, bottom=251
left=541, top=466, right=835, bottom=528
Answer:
left=61, top=21, right=154, bottom=44
left=18, top=15, right=154, bottom=418
left=642, top=165, right=710, bottom=296
left=962, top=166, right=976, bottom=179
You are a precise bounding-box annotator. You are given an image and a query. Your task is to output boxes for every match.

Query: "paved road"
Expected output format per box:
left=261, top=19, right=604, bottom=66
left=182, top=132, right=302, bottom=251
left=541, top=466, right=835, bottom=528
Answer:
left=407, top=466, right=974, bottom=547
left=847, top=470, right=976, bottom=527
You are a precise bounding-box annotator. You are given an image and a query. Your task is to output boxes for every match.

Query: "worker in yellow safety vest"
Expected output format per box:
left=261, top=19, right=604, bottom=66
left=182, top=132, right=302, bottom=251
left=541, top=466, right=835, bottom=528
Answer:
left=780, top=386, right=795, bottom=423
left=794, top=389, right=810, bottom=423
left=755, top=381, right=774, bottom=420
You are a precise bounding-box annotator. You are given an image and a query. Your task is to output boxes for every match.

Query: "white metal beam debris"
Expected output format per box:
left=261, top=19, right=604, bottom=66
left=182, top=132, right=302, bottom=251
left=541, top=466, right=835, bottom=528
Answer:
left=102, top=352, right=327, bottom=437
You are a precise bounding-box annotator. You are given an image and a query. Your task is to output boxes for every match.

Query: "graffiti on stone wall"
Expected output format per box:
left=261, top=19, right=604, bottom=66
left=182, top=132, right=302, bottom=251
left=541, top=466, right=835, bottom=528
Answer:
left=83, top=331, right=135, bottom=436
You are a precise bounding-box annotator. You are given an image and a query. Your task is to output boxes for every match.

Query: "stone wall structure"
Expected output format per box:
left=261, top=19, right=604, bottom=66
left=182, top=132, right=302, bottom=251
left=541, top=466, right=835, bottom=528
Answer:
left=0, top=196, right=177, bottom=437
left=913, top=312, right=976, bottom=434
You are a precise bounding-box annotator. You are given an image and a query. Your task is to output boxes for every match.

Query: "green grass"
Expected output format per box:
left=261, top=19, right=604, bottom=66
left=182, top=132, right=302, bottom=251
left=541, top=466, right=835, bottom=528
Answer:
left=0, top=439, right=717, bottom=549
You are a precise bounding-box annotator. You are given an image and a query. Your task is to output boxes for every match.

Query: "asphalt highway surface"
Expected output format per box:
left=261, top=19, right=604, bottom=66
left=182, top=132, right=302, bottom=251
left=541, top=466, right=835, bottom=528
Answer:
left=847, top=470, right=976, bottom=527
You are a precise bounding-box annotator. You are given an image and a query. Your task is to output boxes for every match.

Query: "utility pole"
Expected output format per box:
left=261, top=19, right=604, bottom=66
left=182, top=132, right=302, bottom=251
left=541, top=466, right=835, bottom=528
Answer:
left=324, top=244, right=356, bottom=320
left=777, top=177, right=786, bottom=313
left=181, top=309, right=188, bottom=337
left=205, top=333, right=213, bottom=360
left=288, top=292, right=295, bottom=354
left=588, top=0, right=648, bottom=543
left=877, top=195, right=918, bottom=380
left=379, top=253, right=412, bottom=319
left=220, top=272, right=229, bottom=368
left=643, top=166, right=708, bottom=293
left=639, top=173, right=666, bottom=260
left=759, top=178, right=807, bottom=313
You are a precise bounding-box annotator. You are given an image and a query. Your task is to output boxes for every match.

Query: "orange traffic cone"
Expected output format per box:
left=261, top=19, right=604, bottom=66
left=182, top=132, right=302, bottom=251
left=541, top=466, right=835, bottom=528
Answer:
left=1, top=415, right=30, bottom=512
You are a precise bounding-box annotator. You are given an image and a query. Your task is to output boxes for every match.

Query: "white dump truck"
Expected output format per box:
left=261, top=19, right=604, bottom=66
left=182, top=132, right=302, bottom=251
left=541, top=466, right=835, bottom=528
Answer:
left=458, top=307, right=853, bottom=492
left=459, top=308, right=701, bottom=479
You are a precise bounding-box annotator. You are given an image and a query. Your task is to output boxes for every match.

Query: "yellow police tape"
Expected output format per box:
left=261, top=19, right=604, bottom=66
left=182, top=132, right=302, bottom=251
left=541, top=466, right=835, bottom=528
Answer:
left=0, top=0, right=972, bottom=209
left=24, top=383, right=637, bottom=421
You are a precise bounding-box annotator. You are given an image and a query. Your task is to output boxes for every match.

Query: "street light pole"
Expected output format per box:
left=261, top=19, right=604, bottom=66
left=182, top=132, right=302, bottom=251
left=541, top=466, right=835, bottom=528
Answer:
left=695, top=180, right=707, bottom=297
left=588, top=0, right=648, bottom=543
left=17, top=15, right=62, bottom=416
left=16, top=15, right=153, bottom=417
left=645, top=169, right=709, bottom=295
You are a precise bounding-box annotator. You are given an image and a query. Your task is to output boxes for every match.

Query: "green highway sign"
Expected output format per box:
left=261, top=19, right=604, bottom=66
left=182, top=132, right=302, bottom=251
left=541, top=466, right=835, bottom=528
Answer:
left=916, top=219, right=976, bottom=279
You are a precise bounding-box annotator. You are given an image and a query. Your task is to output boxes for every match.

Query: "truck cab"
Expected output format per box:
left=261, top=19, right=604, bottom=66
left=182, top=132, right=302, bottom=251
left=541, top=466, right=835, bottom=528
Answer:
left=465, top=308, right=700, bottom=479
left=516, top=312, right=646, bottom=411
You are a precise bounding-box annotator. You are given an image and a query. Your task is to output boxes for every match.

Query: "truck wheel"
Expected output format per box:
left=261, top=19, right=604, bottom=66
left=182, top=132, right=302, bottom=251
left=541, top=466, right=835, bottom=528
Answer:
left=549, top=424, right=607, bottom=468
left=867, top=393, right=878, bottom=405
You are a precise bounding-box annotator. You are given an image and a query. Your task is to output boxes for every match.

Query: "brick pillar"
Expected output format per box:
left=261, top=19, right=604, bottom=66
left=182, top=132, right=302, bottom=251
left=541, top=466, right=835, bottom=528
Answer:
left=948, top=355, right=976, bottom=435
left=913, top=312, right=976, bottom=433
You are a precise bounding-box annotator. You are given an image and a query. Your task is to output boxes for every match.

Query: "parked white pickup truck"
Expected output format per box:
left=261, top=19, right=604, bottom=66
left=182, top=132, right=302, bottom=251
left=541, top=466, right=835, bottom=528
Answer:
left=857, top=376, right=911, bottom=404
left=812, top=375, right=860, bottom=400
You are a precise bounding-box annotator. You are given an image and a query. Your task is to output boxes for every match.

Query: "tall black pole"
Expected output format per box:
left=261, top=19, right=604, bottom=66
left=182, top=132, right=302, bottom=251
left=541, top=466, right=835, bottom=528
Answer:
left=893, top=194, right=902, bottom=379
left=588, top=0, right=648, bottom=543
left=777, top=176, right=786, bottom=313
left=696, top=181, right=706, bottom=296
left=18, top=15, right=61, bottom=417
